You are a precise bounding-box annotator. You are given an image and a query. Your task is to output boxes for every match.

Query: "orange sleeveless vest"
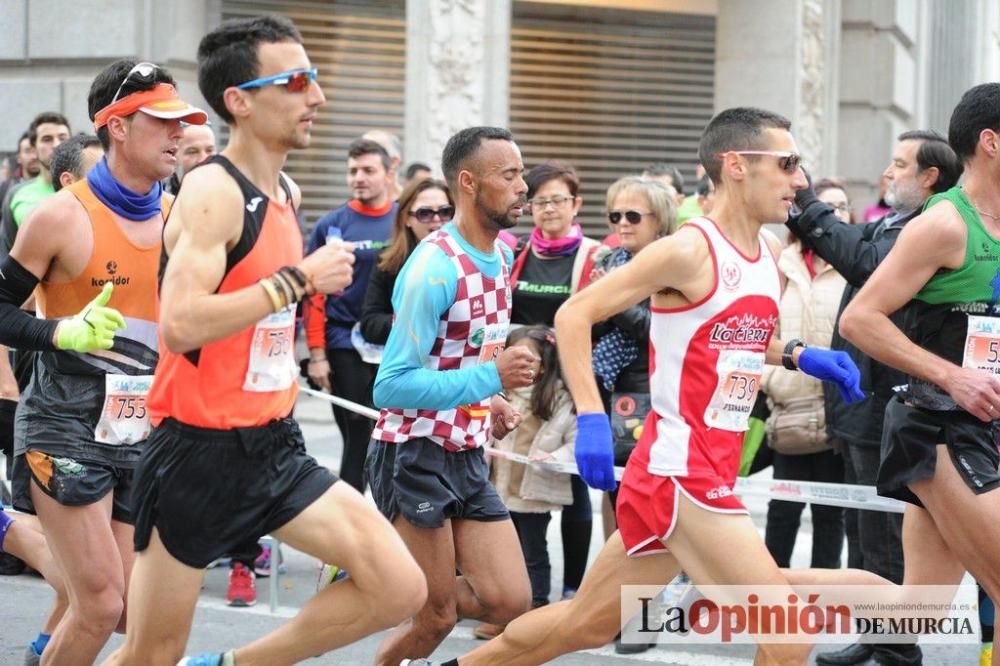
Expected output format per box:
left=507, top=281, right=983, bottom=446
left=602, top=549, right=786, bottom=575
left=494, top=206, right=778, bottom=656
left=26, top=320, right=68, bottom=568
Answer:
left=34, top=178, right=163, bottom=375
left=148, top=156, right=302, bottom=429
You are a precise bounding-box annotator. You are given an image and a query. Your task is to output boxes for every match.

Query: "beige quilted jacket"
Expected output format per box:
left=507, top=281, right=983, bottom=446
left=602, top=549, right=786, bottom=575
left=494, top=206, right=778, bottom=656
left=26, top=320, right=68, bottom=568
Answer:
left=489, top=383, right=576, bottom=512
left=761, top=242, right=846, bottom=410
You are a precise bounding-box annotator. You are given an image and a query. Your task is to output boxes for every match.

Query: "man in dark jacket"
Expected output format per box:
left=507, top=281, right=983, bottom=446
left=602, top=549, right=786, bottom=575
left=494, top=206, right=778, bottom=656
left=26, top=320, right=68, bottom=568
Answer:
left=786, top=130, right=962, bottom=666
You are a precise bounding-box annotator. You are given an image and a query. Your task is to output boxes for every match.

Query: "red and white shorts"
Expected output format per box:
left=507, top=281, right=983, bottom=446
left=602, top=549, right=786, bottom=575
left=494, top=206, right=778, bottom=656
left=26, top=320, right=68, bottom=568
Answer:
left=616, top=461, right=748, bottom=557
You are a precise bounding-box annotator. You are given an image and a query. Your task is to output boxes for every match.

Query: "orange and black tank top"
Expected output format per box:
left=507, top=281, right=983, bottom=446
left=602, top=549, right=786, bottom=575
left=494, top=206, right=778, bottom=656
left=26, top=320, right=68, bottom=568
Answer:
left=35, top=177, right=164, bottom=377
left=14, top=178, right=166, bottom=462
left=148, top=155, right=303, bottom=429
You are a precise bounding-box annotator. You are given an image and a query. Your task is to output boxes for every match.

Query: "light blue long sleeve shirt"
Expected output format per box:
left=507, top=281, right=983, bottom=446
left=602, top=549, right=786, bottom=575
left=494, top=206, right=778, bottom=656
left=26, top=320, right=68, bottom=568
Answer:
left=373, top=223, right=513, bottom=410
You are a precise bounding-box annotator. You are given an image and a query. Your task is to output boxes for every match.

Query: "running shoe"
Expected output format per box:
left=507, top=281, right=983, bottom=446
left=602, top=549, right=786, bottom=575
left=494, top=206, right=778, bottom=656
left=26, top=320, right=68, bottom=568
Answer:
left=226, top=562, right=257, bottom=607
left=981, top=643, right=993, bottom=666
left=614, top=631, right=654, bottom=654
left=23, top=645, right=40, bottom=666
left=253, top=543, right=286, bottom=578
left=664, top=571, right=693, bottom=608
left=316, top=563, right=350, bottom=591
left=472, top=622, right=505, bottom=639
left=178, top=651, right=235, bottom=666
left=0, top=551, right=26, bottom=575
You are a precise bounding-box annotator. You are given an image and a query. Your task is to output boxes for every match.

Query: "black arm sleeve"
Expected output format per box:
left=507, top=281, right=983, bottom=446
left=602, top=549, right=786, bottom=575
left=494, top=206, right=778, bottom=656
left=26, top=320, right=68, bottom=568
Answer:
left=785, top=204, right=898, bottom=288
left=0, top=186, right=18, bottom=258
left=0, top=254, right=58, bottom=351
left=359, top=264, right=395, bottom=345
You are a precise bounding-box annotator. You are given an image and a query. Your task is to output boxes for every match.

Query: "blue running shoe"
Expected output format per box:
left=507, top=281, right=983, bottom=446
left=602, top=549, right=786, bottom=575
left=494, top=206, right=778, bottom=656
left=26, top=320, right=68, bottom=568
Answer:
left=178, top=651, right=235, bottom=666
left=177, top=655, right=221, bottom=666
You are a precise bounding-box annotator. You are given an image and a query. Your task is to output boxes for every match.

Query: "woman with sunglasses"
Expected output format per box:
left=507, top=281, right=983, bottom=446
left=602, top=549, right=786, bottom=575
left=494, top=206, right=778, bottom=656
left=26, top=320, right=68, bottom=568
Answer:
left=587, top=177, right=677, bottom=653
left=592, top=176, right=677, bottom=442
left=359, top=178, right=454, bottom=346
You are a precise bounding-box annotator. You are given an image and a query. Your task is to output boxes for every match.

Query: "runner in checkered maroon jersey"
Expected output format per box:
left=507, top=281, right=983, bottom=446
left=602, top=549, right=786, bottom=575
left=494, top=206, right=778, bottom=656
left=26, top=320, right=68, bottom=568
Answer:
left=368, top=127, right=540, bottom=665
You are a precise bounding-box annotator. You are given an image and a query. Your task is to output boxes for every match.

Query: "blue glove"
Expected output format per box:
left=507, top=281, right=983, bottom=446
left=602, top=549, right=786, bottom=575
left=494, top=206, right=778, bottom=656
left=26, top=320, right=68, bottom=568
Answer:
left=574, top=412, right=617, bottom=491
left=797, top=347, right=865, bottom=404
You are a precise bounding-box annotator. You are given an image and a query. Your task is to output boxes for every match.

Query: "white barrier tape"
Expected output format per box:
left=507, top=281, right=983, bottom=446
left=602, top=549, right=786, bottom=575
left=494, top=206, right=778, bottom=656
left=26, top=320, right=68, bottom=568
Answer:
left=298, top=383, right=907, bottom=514
left=299, top=384, right=381, bottom=420
left=733, top=477, right=906, bottom=513
left=483, top=447, right=906, bottom=513
left=483, top=447, right=598, bottom=478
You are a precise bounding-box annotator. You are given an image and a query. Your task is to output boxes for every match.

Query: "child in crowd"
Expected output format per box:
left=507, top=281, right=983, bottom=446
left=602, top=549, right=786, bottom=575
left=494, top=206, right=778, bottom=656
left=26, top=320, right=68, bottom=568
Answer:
left=476, top=325, right=576, bottom=639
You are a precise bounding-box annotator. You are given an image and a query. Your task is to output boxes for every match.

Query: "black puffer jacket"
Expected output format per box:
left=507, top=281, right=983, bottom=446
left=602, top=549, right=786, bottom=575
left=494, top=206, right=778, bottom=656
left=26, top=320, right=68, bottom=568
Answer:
left=359, top=263, right=396, bottom=345
left=786, top=203, right=921, bottom=448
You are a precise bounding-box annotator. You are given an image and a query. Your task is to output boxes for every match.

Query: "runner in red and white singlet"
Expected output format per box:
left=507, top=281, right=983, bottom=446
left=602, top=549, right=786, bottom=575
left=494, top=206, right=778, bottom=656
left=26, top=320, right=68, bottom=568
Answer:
left=617, top=216, right=781, bottom=556
left=448, top=107, right=867, bottom=666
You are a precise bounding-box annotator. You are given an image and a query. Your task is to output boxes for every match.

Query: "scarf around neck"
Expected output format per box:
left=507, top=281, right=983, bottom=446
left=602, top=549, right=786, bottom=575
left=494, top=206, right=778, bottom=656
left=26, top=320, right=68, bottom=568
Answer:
left=530, top=223, right=583, bottom=257
left=86, top=157, right=162, bottom=221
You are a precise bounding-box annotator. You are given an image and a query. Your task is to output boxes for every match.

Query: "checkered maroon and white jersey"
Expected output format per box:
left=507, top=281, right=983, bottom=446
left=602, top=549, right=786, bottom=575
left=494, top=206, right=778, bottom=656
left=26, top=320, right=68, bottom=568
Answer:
left=372, top=229, right=511, bottom=451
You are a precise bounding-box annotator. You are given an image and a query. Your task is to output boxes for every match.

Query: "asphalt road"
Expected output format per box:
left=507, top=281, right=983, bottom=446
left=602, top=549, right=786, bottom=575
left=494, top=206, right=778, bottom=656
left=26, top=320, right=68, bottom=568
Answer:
left=0, top=393, right=981, bottom=664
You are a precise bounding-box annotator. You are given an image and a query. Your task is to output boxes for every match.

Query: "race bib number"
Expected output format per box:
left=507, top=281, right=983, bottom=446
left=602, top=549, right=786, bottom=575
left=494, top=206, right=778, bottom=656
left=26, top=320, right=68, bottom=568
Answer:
left=964, top=315, right=1000, bottom=375
left=244, top=306, right=296, bottom=392
left=94, top=374, right=153, bottom=445
left=478, top=322, right=508, bottom=363
left=704, top=350, right=764, bottom=431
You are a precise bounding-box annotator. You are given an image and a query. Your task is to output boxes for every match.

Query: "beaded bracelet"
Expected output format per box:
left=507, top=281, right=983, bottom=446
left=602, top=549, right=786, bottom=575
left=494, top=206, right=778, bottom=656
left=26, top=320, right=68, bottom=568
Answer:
left=281, top=265, right=315, bottom=296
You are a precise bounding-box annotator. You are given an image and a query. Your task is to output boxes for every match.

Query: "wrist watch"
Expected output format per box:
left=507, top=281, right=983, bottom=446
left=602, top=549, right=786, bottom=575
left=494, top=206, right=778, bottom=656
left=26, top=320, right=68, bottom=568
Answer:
left=782, top=338, right=806, bottom=371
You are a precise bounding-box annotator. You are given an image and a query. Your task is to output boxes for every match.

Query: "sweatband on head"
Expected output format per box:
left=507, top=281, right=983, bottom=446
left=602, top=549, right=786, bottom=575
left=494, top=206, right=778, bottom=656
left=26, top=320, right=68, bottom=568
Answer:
left=94, top=83, right=207, bottom=130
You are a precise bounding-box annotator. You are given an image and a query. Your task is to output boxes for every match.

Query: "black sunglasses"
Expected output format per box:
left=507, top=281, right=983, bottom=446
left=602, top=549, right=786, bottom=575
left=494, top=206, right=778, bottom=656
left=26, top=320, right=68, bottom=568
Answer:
left=409, top=205, right=455, bottom=223
left=721, top=150, right=802, bottom=174
left=607, top=210, right=650, bottom=225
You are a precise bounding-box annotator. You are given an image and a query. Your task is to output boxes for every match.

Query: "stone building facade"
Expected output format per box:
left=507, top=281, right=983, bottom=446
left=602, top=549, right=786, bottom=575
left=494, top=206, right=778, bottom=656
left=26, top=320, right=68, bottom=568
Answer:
left=1, top=0, right=997, bottom=233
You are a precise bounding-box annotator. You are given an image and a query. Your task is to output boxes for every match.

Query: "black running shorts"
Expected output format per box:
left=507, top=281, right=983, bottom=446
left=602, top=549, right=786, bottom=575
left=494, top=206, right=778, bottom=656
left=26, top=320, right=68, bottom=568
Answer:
left=132, top=417, right=337, bottom=568
left=12, top=449, right=135, bottom=523
left=366, top=437, right=509, bottom=529
left=878, top=395, right=1000, bottom=507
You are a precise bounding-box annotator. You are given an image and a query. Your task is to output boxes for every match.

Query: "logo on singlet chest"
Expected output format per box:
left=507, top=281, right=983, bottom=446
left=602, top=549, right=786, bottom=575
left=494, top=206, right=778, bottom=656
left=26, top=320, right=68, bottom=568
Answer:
left=470, top=295, right=485, bottom=317
left=721, top=261, right=742, bottom=290
left=92, top=259, right=130, bottom=288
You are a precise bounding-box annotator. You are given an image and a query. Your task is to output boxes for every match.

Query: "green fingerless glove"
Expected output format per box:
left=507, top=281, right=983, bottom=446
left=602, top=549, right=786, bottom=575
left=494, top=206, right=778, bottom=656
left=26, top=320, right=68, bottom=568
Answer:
left=55, top=283, right=127, bottom=353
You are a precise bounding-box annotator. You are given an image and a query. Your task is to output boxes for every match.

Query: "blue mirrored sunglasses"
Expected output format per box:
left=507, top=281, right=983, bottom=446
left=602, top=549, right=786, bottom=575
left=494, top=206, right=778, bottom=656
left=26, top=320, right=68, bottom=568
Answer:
left=236, top=67, right=318, bottom=93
